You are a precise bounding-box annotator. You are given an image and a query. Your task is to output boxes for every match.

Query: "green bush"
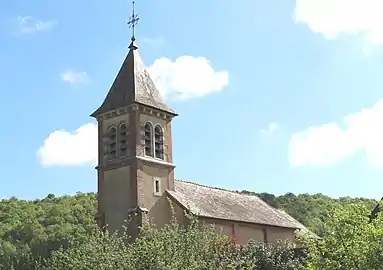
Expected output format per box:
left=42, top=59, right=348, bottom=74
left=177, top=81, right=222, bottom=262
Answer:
left=219, top=241, right=305, bottom=270
left=5, top=193, right=381, bottom=269
left=39, top=215, right=305, bottom=270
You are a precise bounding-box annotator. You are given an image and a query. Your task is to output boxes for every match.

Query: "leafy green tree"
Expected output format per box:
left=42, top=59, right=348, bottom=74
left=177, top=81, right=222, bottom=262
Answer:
left=41, top=227, right=131, bottom=270
left=218, top=240, right=305, bottom=270
left=301, top=202, right=383, bottom=270
left=252, top=191, right=376, bottom=236
left=44, top=215, right=231, bottom=270
left=0, top=189, right=380, bottom=269
left=0, top=192, right=97, bottom=269
left=42, top=213, right=305, bottom=270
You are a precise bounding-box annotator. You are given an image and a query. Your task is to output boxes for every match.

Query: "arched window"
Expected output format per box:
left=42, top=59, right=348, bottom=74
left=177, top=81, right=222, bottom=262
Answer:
left=119, top=123, right=128, bottom=156
left=144, top=122, right=154, bottom=157
left=108, top=126, right=117, bottom=157
left=154, top=125, right=164, bottom=159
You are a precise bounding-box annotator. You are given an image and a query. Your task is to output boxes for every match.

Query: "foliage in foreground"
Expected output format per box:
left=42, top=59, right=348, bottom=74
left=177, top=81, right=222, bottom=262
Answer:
left=0, top=190, right=376, bottom=259
left=0, top=214, right=305, bottom=270
left=300, top=202, right=383, bottom=270
left=247, top=192, right=376, bottom=236
left=0, top=191, right=381, bottom=269
left=41, top=216, right=304, bottom=270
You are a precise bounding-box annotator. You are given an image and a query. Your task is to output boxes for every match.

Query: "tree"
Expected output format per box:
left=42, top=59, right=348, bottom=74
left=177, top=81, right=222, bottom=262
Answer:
left=41, top=227, right=131, bottom=270
left=0, top=189, right=379, bottom=268
left=219, top=240, right=305, bottom=270
left=42, top=213, right=305, bottom=270
left=43, top=215, right=232, bottom=270
left=301, top=202, right=383, bottom=270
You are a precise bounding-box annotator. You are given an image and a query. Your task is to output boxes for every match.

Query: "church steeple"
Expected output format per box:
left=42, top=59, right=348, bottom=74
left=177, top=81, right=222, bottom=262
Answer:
left=91, top=1, right=176, bottom=118
left=93, top=1, right=177, bottom=238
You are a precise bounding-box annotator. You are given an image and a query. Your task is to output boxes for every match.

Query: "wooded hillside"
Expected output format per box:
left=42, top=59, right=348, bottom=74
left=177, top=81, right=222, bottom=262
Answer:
left=0, top=191, right=377, bottom=256
left=0, top=191, right=379, bottom=269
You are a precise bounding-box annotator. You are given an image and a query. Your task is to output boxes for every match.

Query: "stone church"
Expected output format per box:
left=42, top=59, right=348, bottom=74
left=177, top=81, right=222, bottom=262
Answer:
left=91, top=37, right=308, bottom=245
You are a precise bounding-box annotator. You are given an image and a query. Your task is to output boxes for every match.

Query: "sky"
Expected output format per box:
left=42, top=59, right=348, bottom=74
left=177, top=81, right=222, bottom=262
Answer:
left=1, top=0, right=383, bottom=200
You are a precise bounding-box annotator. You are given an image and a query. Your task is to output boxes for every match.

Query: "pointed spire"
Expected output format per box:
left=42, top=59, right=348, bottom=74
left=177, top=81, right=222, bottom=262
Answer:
left=90, top=1, right=176, bottom=118
left=90, top=40, right=176, bottom=118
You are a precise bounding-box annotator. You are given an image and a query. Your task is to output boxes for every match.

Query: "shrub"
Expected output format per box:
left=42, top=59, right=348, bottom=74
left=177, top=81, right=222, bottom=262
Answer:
left=41, top=215, right=305, bottom=270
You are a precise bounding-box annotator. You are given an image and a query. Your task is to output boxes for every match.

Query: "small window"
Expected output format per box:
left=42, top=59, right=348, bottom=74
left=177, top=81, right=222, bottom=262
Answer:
left=155, top=181, right=159, bottom=193
left=154, top=125, right=164, bottom=159
left=153, top=178, right=161, bottom=196
left=144, top=123, right=154, bottom=157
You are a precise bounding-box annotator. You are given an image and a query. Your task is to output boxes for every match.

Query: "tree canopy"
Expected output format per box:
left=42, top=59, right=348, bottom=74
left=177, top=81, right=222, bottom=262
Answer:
left=0, top=190, right=379, bottom=269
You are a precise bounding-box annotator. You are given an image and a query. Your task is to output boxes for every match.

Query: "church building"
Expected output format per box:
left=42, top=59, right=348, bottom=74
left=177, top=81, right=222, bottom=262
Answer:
left=91, top=35, right=308, bottom=245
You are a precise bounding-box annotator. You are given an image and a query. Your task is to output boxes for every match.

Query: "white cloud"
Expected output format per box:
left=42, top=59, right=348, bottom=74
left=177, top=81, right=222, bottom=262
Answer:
left=39, top=55, right=228, bottom=166
left=148, top=56, right=229, bottom=100
left=17, top=16, right=57, bottom=34
left=60, top=70, right=90, bottom=85
left=260, top=122, right=278, bottom=135
left=294, top=0, right=383, bottom=46
left=37, top=123, right=97, bottom=167
left=288, top=99, right=383, bottom=168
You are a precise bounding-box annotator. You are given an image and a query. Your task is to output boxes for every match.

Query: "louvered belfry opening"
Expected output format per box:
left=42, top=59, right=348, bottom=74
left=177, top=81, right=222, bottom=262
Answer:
left=144, top=122, right=154, bottom=157
left=119, top=123, right=128, bottom=157
left=154, top=126, right=164, bottom=159
left=108, top=127, right=117, bottom=157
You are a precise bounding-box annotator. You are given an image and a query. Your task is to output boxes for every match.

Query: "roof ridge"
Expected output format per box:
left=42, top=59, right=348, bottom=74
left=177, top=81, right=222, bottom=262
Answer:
left=175, top=179, right=254, bottom=196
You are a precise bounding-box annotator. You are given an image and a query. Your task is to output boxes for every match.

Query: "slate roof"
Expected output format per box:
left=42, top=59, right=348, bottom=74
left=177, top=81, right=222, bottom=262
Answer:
left=91, top=39, right=176, bottom=117
left=167, top=180, right=307, bottom=230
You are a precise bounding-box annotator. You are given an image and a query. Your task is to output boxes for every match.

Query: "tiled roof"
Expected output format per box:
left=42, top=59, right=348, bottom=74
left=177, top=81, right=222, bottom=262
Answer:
left=167, top=180, right=307, bottom=230
left=91, top=39, right=176, bottom=117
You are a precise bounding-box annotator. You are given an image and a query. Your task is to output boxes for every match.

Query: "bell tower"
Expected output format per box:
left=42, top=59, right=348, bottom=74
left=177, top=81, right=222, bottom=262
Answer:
left=91, top=2, right=177, bottom=237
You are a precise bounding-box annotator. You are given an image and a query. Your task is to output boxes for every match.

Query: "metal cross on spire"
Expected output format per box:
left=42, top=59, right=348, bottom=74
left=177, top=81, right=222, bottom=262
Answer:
left=127, top=0, right=139, bottom=41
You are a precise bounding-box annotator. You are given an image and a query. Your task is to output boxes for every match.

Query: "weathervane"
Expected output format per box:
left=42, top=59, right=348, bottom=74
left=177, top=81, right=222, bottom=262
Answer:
left=127, top=0, right=139, bottom=41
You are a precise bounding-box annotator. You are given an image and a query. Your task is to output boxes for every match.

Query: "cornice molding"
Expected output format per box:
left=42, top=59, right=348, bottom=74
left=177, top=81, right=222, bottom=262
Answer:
left=96, top=157, right=135, bottom=171
left=136, top=155, right=176, bottom=169
left=95, top=155, right=175, bottom=171
left=96, top=104, right=175, bottom=122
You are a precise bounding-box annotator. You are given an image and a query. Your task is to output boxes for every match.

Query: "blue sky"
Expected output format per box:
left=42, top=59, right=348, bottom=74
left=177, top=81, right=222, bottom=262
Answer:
left=1, top=0, right=383, bottom=200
